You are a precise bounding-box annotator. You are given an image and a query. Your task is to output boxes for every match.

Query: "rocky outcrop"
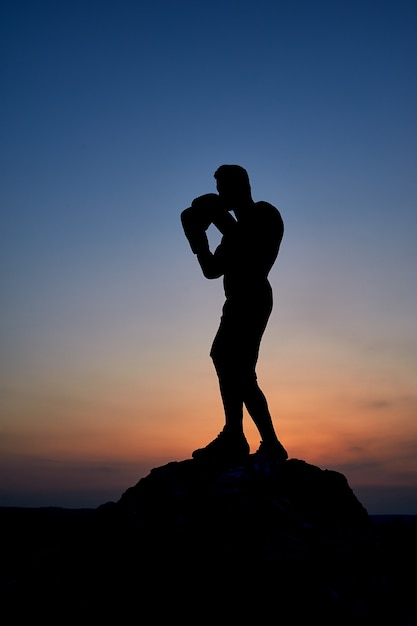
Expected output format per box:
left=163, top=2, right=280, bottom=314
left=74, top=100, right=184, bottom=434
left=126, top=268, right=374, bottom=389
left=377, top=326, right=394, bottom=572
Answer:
left=115, top=456, right=371, bottom=563
left=107, top=456, right=374, bottom=622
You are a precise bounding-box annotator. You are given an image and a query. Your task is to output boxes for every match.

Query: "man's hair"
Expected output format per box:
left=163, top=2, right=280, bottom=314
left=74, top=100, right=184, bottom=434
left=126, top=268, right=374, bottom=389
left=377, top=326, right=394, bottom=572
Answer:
left=214, top=164, right=251, bottom=194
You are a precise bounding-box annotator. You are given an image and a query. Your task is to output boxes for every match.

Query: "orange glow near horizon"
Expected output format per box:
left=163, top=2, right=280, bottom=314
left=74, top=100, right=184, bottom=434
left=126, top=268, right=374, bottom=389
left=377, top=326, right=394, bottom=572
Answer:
left=2, top=348, right=416, bottom=511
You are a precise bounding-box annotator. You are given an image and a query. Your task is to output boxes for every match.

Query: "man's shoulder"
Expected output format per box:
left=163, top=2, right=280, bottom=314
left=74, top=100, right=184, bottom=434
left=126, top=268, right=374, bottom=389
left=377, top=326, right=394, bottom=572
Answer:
left=254, top=201, right=283, bottom=222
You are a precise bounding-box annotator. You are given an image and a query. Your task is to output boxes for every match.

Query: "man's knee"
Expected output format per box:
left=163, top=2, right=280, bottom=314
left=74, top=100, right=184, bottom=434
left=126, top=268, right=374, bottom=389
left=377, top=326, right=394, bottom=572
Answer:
left=212, top=355, right=256, bottom=386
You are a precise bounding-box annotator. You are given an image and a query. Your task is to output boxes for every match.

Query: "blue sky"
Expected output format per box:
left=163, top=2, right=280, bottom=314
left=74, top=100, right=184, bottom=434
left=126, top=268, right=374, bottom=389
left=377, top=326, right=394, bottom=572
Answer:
left=1, top=0, right=416, bottom=513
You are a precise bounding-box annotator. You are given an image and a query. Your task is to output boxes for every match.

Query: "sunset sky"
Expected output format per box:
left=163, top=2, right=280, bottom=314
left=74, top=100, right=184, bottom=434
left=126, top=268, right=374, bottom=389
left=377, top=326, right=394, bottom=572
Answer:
left=1, top=0, right=416, bottom=514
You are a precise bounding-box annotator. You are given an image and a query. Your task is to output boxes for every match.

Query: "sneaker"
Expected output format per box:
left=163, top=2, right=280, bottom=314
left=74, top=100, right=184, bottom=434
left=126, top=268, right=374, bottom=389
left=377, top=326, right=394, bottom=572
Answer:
left=256, top=439, right=288, bottom=461
left=192, top=429, right=250, bottom=463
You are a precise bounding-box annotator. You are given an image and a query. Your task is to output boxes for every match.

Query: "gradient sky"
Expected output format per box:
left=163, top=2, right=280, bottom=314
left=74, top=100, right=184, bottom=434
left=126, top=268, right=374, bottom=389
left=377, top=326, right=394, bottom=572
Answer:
left=1, top=0, right=416, bottom=514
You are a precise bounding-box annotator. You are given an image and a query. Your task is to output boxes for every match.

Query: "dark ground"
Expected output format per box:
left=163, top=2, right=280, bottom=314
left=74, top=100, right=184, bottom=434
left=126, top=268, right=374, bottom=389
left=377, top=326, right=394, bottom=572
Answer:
left=1, top=458, right=416, bottom=625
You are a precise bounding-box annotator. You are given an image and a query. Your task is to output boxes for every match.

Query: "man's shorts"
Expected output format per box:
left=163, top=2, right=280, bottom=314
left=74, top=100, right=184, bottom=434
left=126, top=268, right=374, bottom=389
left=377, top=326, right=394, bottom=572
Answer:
left=210, top=290, right=272, bottom=378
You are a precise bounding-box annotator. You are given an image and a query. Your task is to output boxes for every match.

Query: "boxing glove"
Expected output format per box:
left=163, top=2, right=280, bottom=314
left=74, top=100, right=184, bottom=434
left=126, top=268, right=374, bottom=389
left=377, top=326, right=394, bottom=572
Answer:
left=181, top=205, right=210, bottom=254
left=181, top=193, right=236, bottom=254
left=192, top=194, right=236, bottom=235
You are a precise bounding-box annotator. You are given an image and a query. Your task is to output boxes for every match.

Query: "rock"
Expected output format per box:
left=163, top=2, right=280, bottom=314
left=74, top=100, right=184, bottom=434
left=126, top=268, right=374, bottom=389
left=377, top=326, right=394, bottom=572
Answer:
left=116, top=456, right=371, bottom=561
left=108, top=456, right=374, bottom=623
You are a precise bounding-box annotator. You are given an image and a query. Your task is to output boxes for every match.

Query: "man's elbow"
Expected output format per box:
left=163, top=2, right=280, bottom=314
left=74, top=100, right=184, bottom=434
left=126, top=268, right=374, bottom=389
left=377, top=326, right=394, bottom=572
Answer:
left=197, top=259, right=222, bottom=279
left=202, top=267, right=222, bottom=279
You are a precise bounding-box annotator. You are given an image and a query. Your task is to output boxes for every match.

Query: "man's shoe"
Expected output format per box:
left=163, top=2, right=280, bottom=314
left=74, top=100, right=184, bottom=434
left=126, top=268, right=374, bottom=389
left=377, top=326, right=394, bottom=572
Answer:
left=192, top=429, right=250, bottom=463
left=256, top=439, right=288, bottom=461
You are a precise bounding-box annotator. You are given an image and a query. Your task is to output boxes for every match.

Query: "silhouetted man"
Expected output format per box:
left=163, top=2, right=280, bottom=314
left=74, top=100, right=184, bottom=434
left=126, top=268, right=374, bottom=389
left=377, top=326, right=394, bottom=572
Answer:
left=181, top=165, right=288, bottom=463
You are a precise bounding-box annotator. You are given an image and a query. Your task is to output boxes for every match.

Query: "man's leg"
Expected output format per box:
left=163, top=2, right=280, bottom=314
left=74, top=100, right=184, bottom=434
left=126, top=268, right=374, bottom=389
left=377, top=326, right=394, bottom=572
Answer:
left=243, top=378, right=288, bottom=460
left=191, top=337, right=249, bottom=462
left=243, top=378, right=275, bottom=441
left=215, top=364, right=244, bottom=433
left=209, top=314, right=246, bottom=434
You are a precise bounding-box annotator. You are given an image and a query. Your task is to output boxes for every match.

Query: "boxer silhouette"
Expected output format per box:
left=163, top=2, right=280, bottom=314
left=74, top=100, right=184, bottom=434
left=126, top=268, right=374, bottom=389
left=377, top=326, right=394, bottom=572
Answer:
left=181, top=165, right=288, bottom=463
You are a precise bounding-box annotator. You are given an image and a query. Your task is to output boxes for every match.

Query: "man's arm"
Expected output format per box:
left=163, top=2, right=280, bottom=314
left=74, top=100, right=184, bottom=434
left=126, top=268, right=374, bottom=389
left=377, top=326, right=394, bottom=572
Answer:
left=195, top=246, right=224, bottom=279
left=249, top=202, right=284, bottom=275
left=180, top=194, right=236, bottom=279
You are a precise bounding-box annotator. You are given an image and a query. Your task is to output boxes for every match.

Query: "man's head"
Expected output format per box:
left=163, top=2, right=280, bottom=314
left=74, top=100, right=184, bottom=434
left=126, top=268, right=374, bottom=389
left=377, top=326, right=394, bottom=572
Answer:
left=214, top=164, right=252, bottom=207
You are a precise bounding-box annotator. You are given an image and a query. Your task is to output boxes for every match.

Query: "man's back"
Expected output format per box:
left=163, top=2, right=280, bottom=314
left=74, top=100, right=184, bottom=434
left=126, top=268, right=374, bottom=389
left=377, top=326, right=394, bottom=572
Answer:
left=214, top=201, right=284, bottom=297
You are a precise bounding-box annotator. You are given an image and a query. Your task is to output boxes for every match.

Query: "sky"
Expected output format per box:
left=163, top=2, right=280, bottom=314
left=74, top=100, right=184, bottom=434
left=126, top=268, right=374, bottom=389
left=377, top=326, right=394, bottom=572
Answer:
left=1, top=0, right=416, bottom=514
